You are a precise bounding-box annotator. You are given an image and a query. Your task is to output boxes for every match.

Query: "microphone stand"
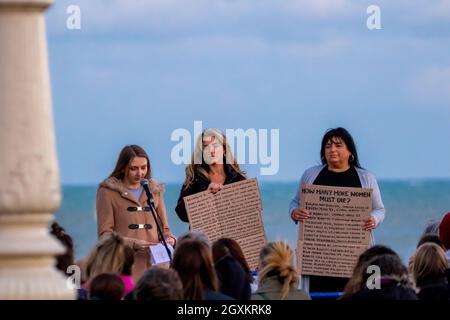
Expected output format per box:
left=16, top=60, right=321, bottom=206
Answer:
left=144, top=187, right=173, bottom=263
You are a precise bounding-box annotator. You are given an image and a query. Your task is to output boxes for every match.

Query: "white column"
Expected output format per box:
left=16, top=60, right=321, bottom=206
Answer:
left=0, top=0, right=75, bottom=299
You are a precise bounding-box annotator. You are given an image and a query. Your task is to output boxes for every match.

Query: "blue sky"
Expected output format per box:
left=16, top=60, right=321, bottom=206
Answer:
left=45, top=0, right=450, bottom=184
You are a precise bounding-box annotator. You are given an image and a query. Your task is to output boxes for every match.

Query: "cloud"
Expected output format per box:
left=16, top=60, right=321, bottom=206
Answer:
left=47, top=0, right=361, bottom=37
left=282, top=0, right=357, bottom=18
left=409, top=0, right=450, bottom=19
left=406, top=66, right=450, bottom=106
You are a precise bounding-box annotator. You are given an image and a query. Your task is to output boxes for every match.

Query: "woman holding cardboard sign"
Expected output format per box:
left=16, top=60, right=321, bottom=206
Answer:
left=175, top=128, right=246, bottom=223
left=289, top=127, right=385, bottom=294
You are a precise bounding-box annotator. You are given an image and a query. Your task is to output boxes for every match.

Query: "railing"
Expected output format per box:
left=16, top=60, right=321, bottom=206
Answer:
left=251, top=271, right=342, bottom=300
left=310, top=292, right=342, bottom=300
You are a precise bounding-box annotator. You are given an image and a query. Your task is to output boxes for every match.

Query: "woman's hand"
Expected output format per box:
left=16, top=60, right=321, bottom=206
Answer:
left=362, top=216, right=376, bottom=231
left=291, top=208, right=310, bottom=222
left=133, top=239, right=153, bottom=252
left=207, top=182, right=223, bottom=194
left=165, top=236, right=176, bottom=246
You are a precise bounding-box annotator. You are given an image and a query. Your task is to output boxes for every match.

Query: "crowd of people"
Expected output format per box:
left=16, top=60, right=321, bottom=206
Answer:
left=48, top=127, right=450, bottom=300
left=50, top=211, right=450, bottom=300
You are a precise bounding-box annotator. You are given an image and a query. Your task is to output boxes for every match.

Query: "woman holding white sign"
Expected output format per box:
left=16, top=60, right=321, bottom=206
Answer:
left=175, top=128, right=246, bottom=223
left=289, top=127, right=385, bottom=294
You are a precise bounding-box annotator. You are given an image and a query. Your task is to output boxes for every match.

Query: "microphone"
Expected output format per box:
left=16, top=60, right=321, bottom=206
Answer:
left=140, top=178, right=173, bottom=261
left=140, top=179, right=154, bottom=206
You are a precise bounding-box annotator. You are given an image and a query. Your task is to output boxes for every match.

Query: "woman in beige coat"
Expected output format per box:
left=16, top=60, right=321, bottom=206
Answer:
left=96, top=145, right=176, bottom=282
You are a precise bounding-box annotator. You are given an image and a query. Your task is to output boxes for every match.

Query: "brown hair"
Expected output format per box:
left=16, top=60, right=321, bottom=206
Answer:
left=172, top=239, right=218, bottom=300
left=258, top=241, right=299, bottom=300
left=212, top=238, right=252, bottom=283
left=109, top=145, right=152, bottom=181
left=50, top=221, right=74, bottom=274
left=134, top=267, right=184, bottom=300
left=122, top=244, right=135, bottom=276
left=413, top=243, right=449, bottom=288
left=340, top=245, right=398, bottom=299
left=360, top=253, right=410, bottom=285
left=90, top=273, right=125, bottom=300
left=85, top=232, right=128, bottom=281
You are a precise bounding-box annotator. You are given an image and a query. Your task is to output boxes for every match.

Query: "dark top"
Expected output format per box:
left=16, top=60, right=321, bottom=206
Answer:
left=313, top=165, right=362, bottom=188
left=215, top=255, right=251, bottom=300
left=175, top=164, right=246, bottom=222
left=203, top=289, right=234, bottom=300
left=417, top=276, right=450, bottom=301
left=346, top=279, right=418, bottom=300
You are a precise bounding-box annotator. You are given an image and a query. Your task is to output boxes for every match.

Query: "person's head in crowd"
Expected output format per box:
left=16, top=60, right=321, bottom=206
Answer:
left=172, top=239, right=218, bottom=300
left=85, top=232, right=129, bottom=282
left=347, top=253, right=417, bottom=300
left=50, top=221, right=74, bottom=274
left=212, top=238, right=252, bottom=283
left=320, top=127, right=361, bottom=170
left=257, top=241, right=299, bottom=299
left=408, top=234, right=443, bottom=275
left=422, top=219, right=441, bottom=237
left=177, top=231, right=210, bottom=248
left=134, top=267, right=183, bottom=300
left=341, top=245, right=398, bottom=299
left=361, top=253, right=411, bottom=287
left=413, top=243, right=449, bottom=288
left=211, top=238, right=252, bottom=300
left=183, top=128, right=245, bottom=190
left=439, top=212, right=450, bottom=250
left=89, top=273, right=125, bottom=300
left=417, top=233, right=442, bottom=248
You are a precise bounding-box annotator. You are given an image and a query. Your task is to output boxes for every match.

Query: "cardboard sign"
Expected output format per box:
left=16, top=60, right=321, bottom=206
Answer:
left=184, top=178, right=267, bottom=269
left=296, top=184, right=372, bottom=278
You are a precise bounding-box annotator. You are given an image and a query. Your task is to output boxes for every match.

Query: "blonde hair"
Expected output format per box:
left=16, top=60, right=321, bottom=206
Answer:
left=183, top=128, right=245, bottom=189
left=413, top=242, right=449, bottom=287
left=85, top=232, right=129, bottom=281
left=258, top=241, right=299, bottom=300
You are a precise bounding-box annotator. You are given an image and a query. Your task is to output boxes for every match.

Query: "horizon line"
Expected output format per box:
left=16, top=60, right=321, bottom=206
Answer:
left=60, top=176, right=450, bottom=187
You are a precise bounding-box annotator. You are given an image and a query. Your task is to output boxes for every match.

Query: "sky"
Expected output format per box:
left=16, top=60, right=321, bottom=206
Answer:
left=45, top=0, right=450, bottom=184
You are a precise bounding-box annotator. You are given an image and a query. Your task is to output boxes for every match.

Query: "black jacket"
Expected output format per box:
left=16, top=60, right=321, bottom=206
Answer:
left=347, top=279, right=418, bottom=300
left=417, top=276, right=450, bottom=301
left=215, top=255, right=251, bottom=300
left=175, top=164, right=246, bottom=222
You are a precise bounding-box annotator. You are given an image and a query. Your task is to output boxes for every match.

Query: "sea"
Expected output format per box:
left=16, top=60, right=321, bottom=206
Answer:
left=54, top=180, right=450, bottom=265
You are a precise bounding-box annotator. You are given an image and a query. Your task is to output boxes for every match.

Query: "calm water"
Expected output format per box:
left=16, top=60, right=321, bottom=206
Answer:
left=54, top=180, right=450, bottom=264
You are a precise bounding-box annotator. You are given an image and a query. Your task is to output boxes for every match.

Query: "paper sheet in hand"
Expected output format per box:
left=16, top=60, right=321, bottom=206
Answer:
left=150, top=243, right=174, bottom=265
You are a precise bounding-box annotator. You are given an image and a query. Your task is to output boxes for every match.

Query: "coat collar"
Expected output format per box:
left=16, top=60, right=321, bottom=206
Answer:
left=100, top=177, right=127, bottom=193
left=99, top=177, right=143, bottom=205
left=255, top=276, right=287, bottom=294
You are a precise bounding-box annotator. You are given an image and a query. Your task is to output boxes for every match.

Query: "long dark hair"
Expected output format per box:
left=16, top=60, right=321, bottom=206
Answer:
left=172, top=240, right=218, bottom=300
left=320, top=127, right=361, bottom=168
left=109, top=145, right=152, bottom=181
left=212, top=238, right=253, bottom=283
